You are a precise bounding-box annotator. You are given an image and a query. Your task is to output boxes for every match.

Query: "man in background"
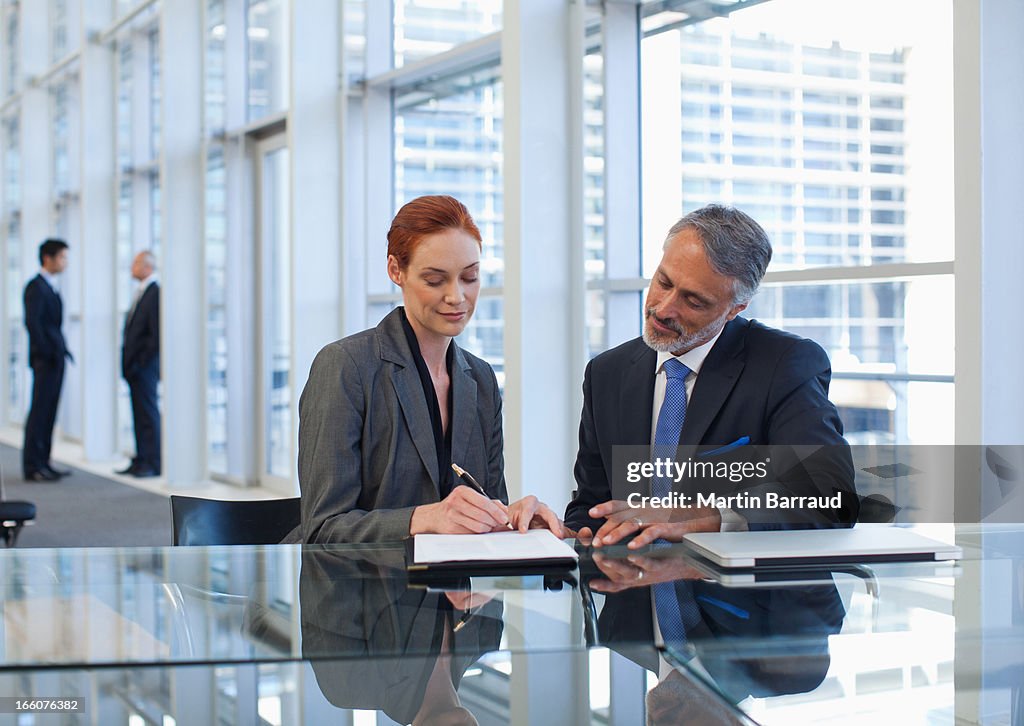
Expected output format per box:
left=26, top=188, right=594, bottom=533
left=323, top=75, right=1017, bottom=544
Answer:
left=116, top=251, right=161, bottom=478
left=23, top=238, right=73, bottom=482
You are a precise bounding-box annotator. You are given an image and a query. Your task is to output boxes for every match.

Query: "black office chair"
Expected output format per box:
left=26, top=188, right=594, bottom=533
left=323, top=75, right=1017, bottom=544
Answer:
left=169, top=494, right=301, bottom=546
left=1, top=465, right=36, bottom=547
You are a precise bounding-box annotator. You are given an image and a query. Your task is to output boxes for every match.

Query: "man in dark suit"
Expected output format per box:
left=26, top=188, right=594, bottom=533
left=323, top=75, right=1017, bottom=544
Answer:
left=116, top=251, right=161, bottom=478
left=565, top=204, right=858, bottom=544
left=22, top=238, right=73, bottom=481
left=565, top=205, right=857, bottom=687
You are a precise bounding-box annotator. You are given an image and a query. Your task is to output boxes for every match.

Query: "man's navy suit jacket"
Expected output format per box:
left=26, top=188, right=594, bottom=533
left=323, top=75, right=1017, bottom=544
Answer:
left=565, top=316, right=859, bottom=532
left=121, top=282, right=160, bottom=380
left=597, top=579, right=845, bottom=697
left=23, top=274, right=69, bottom=366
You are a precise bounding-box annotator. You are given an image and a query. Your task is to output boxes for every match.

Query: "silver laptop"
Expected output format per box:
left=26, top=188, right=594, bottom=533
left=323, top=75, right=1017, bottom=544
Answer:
left=682, top=526, right=963, bottom=569
left=686, top=557, right=961, bottom=587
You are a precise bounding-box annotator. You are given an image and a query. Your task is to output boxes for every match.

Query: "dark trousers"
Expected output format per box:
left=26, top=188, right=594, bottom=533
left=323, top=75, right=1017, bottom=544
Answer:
left=127, top=358, right=161, bottom=473
left=23, top=357, right=65, bottom=476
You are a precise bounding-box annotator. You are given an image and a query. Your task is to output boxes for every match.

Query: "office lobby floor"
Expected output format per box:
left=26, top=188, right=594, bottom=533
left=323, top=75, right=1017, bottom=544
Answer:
left=0, top=428, right=286, bottom=548
left=0, top=427, right=284, bottom=499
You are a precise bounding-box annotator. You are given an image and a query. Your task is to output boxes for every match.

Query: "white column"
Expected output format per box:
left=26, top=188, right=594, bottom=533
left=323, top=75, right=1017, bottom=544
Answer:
left=362, top=0, right=394, bottom=305
left=289, top=0, right=341, bottom=416
left=160, top=0, right=206, bottom=485
left=19, top=0, right=51, bottom=324
left=975, top=0, right=1024, bottom=451
left=953, top=0, right=1024, bottom=519
left=953, top=2, right=1024, bottom=725
left=222, top=0, right=257, bottom=483
left=16, top=2, right=54, bottom=439
left=502, top=0, right=578, bottom=505
left=78, top=0, right=118, bottom=461
left=338, top=0, right=380, bottom=336
left=503, top=2, right=589, bottom=724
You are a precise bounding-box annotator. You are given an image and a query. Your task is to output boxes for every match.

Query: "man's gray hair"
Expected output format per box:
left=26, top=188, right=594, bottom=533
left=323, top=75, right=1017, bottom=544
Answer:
left=138, top=250, right=157, bottom=270
left=665, top=204, right=772, bottom=305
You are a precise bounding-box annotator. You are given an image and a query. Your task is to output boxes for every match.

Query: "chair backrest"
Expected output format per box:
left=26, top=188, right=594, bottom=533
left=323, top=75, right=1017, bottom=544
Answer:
left=1, top=464, right=36, bottom=548
left=170, top=495, right=301, bottom=546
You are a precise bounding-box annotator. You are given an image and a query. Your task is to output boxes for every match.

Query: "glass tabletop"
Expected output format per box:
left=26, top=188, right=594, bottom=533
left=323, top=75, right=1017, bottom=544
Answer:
left=651, top=525, right=1024, bottom=725
left=1, top=525, right=1021, bottom=725
left=0, top=543, right=595, bottom=670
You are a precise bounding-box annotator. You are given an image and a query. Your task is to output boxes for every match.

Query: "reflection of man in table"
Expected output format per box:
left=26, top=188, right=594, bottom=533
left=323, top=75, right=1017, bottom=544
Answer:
left=586, top=551, right=846, bottom=716
left=299, top=549, right=502, bottom=725
left=566, top=203, right=858, bottom=544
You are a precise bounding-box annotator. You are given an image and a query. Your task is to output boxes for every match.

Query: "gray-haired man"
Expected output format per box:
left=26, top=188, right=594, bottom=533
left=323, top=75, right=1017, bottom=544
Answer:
left=565, top=204, right=858, bottom=543
left=117, top=251, right=161, bottom=477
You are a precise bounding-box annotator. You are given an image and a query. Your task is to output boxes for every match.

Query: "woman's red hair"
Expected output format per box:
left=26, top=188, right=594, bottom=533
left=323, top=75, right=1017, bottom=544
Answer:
left=387, top=195, right=482, bottom=268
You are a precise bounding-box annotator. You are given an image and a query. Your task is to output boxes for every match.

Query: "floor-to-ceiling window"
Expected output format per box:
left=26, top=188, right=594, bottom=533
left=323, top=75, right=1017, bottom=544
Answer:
left=111, top=5, right=163, bottom=458
left=583, top=0, right=954, bottom=447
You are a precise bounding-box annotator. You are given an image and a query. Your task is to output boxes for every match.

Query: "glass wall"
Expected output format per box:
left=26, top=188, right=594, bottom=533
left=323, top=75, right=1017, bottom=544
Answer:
left=629, top=0, right=953, bottom=444
left=394, top=0, right=502, bottom=68
left=246, top=0, right=288, bottom=121
left=394, top=72, right=505, bottom=380
left=111, top=4, right=163, bottom=457
left=0, top=0, right=969, bottom=487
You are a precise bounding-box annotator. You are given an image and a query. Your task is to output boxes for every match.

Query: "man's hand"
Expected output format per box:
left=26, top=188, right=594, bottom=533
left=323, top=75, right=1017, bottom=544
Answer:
left=410, top=486, right=509, bottom=535
left=588, top=552, right=705, bottom=593
left=587, top=500, right=721, bottom=548
left=508, top=495, right=567, bottom=535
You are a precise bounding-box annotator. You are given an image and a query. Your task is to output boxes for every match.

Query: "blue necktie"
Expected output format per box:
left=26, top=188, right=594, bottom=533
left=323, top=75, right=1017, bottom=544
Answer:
left=651, top=357, right=700, bottom=650
left=652, top=357, right=691, bottom=498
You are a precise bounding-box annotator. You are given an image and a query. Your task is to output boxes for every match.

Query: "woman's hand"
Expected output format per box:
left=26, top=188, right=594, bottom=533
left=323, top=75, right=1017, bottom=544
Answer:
left=409, top=486, right=509, bottom=535
left=507, top=495, right=567, bottom=536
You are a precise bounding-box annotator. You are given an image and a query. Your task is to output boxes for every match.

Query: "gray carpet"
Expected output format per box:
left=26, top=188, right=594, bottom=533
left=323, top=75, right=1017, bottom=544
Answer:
left=1, top=443, right=171, bottom=547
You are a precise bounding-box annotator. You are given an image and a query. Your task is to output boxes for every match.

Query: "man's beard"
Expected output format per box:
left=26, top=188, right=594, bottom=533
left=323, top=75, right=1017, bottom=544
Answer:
left=642, top=308, right=726, bottom=354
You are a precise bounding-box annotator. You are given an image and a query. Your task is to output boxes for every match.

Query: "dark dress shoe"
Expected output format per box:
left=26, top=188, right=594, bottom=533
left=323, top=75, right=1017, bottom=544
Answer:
left=132, top=468, right=160, bottom=478
left=115, top=465, right=137, bottom=475
left=25, top=469, right=60, bottom=482
left=45, top=465, right=71, bottom=478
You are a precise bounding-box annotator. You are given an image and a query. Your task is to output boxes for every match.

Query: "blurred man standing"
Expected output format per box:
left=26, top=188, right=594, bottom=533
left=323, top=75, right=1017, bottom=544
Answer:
left=117, top=251, right=161, bottom=478
left=23, top=238, right=73, bottom=481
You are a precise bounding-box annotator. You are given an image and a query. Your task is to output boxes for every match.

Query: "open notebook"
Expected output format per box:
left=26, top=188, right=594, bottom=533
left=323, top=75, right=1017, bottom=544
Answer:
left=406, top=529, right=579, bottom=574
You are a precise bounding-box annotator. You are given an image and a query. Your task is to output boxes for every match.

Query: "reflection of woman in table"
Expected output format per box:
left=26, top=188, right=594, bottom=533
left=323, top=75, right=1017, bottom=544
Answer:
left=300, top=548, right=502, bottom=725
left=298, top=195, right=562, bottom=543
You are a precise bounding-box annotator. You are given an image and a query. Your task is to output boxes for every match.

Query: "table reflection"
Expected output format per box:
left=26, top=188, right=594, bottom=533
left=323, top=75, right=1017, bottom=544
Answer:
left=582, top=547, right=847, bottom=711
left=299, top=548, right=503, bottom=724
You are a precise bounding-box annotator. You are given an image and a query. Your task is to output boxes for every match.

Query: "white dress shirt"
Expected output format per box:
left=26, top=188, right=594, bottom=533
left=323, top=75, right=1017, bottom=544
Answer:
left=128, top=274, right=158, bottom=319
left=648, top=329, right=748, bottom=532
left=39, top=269, right=59, bottom=292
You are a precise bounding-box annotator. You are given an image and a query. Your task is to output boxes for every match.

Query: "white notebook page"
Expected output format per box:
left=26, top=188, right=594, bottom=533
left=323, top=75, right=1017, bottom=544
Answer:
left=414, top=529, right=579, bottom=564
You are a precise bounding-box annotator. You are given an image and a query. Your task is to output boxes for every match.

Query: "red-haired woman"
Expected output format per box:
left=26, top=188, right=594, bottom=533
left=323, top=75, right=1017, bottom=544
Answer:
left=298, top=195, right=563, bottom=543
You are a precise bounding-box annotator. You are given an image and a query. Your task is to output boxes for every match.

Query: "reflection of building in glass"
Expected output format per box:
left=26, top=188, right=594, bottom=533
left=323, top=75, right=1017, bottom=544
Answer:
left=392, top=2, right=505, bottom=380
left=675, top=26, right=912, bottom=443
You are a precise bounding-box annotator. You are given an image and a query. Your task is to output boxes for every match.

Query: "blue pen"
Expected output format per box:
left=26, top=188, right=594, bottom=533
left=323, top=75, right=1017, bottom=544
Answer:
left=700, top=436, right=751, bottom=457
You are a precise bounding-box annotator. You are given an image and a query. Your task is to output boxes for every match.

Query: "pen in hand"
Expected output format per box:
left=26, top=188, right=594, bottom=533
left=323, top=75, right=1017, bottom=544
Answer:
left=453, top=606, right=475, bottom=633
left=451, top=462, right=486, bottom=496
left=451, top=462, right=511, bottom=528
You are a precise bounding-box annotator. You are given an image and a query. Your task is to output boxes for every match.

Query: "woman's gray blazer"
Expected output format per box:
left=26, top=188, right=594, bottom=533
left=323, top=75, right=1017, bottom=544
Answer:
left=298, top=307, right=508, bottom=543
